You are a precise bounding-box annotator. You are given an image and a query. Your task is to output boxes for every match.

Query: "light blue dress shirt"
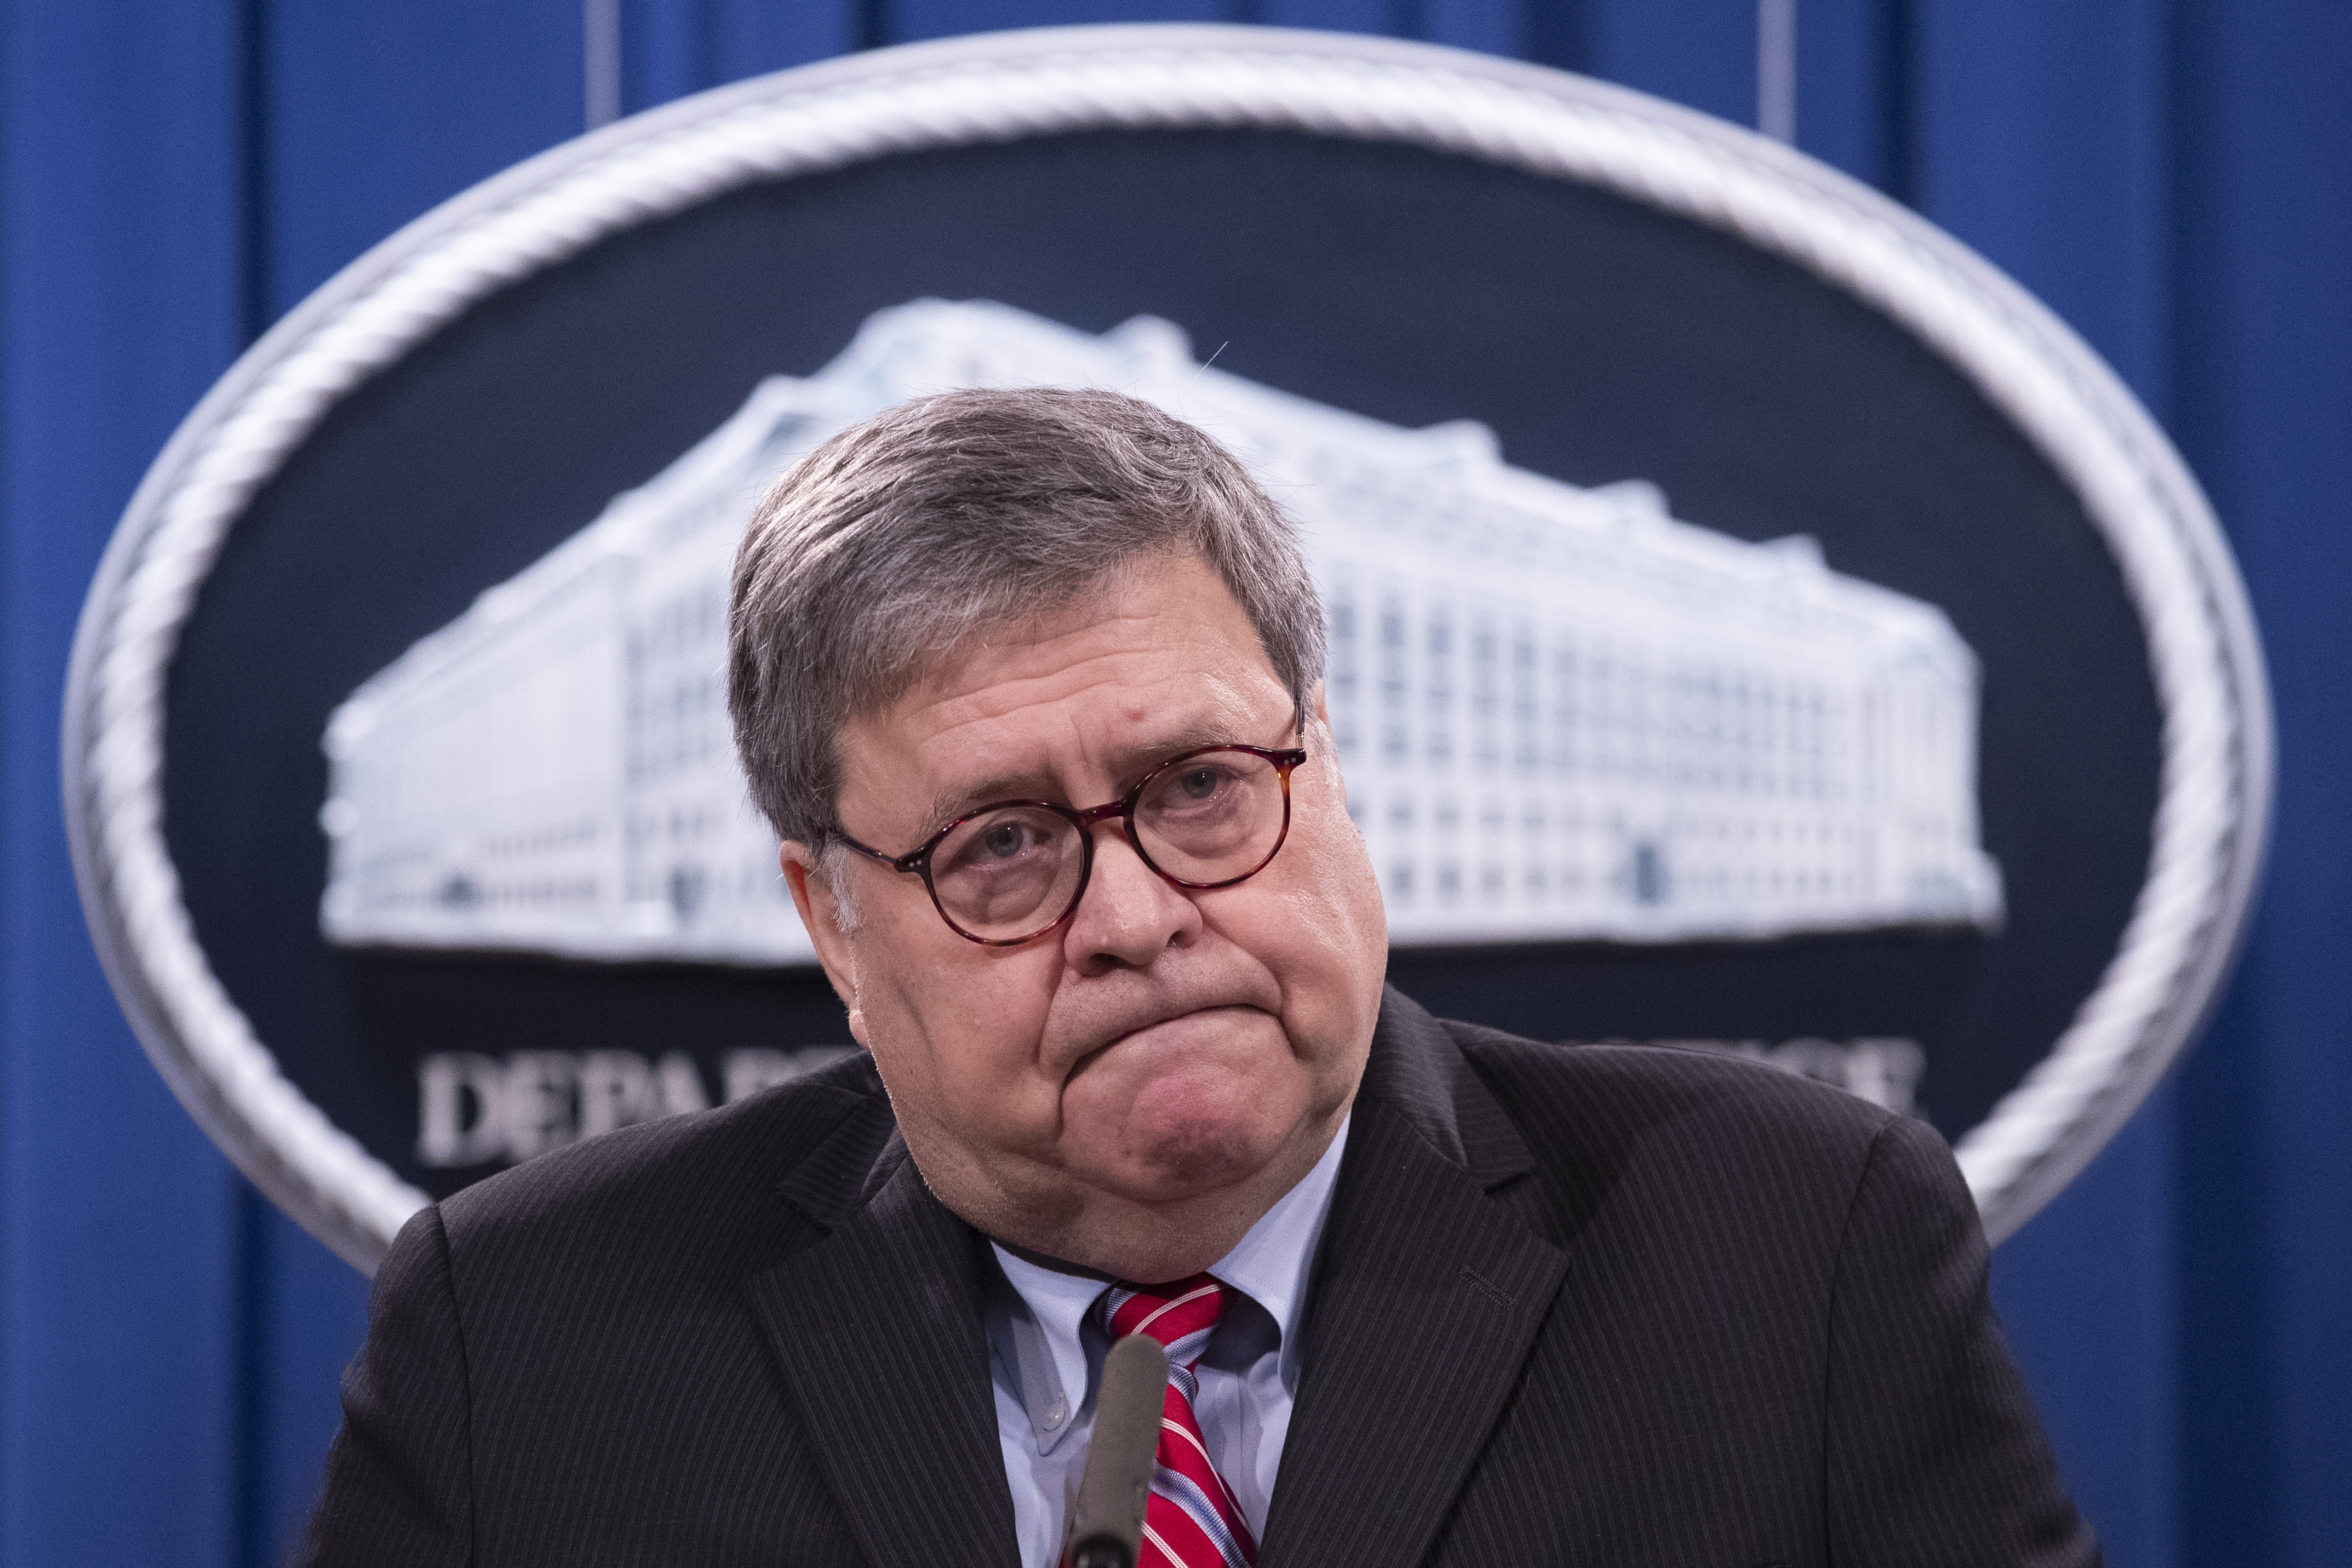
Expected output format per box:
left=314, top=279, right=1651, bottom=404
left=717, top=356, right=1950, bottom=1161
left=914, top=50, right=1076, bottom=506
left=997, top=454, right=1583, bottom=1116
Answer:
left=981, top=1114, right=1352, bottom=1568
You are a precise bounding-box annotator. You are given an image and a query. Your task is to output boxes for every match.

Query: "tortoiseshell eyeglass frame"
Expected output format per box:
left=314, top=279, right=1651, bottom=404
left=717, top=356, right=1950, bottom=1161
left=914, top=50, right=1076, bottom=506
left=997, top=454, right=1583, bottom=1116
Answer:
left=835, top=742, right=1310, bottom=946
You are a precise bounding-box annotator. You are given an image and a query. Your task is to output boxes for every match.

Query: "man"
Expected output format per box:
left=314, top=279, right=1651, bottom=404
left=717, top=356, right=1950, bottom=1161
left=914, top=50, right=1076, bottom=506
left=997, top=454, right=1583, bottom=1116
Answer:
left=303, top=388, right=2096, bottom=1566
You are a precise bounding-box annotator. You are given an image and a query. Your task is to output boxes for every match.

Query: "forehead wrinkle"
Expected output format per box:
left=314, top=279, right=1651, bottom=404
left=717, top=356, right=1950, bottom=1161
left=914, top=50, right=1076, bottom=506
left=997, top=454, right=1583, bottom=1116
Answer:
left=896, top=602, right=1272, bottom=751
left=905, top=633, right=1170, bottom=732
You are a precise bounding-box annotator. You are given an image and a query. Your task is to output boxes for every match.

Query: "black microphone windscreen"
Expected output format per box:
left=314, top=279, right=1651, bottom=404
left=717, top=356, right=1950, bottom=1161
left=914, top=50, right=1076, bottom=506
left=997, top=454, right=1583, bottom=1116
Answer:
left=1065, top=1334, right=1168, bottom=1568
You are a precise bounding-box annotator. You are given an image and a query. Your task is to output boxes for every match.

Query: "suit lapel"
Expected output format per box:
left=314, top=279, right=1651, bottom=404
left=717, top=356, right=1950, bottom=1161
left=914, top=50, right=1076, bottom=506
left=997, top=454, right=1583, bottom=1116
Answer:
left=1258, top=994, right=1569, bottom=1568
left=747, top=1143, right=1021, bottom=1568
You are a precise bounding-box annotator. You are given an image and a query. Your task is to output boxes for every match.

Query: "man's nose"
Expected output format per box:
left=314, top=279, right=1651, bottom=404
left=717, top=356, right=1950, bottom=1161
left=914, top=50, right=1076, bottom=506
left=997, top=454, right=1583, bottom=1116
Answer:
left=1061, top=820, right=1201, bottom=973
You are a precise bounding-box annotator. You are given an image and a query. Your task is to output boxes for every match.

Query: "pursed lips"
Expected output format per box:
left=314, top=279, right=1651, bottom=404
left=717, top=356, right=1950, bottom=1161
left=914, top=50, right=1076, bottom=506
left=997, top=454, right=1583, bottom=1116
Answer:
left=1062, top=1001, right=1268, bottom=1076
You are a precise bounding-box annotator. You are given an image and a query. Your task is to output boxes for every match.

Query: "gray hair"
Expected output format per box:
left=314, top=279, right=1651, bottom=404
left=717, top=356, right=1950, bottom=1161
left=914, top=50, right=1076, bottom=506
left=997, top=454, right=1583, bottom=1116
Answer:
left=728, top=386, right=1327, bottom=867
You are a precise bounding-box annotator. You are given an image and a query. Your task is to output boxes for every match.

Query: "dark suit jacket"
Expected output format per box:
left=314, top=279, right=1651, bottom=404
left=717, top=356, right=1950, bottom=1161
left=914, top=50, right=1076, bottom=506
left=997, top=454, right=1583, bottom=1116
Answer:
left=301, top=987, right=2096, bottom=1566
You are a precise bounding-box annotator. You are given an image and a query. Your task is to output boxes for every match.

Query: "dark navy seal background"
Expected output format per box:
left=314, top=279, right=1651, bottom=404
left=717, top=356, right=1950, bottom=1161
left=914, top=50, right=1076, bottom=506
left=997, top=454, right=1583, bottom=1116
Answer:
left=164, top=125, right=2156, bottom=1201
left=2, top=5, right=2345, bottom=1567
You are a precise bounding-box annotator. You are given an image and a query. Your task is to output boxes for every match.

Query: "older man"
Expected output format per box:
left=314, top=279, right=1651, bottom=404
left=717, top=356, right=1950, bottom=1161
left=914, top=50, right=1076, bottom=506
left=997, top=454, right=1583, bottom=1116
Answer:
left=303, top=389, right=2095, bottom=1567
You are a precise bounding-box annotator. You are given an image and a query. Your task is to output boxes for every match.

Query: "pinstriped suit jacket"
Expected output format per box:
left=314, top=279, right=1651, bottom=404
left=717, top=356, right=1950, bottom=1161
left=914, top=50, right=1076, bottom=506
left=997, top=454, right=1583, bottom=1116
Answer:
left=300, top=987, right=2097, bottom=1566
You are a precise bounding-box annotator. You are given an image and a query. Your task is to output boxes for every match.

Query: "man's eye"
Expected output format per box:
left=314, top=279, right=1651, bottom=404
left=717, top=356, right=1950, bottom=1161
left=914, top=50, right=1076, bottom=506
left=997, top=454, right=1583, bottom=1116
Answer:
left=1177, top=767, right=1224, bottom=800
left=979, top=822, right=1031, bottom=859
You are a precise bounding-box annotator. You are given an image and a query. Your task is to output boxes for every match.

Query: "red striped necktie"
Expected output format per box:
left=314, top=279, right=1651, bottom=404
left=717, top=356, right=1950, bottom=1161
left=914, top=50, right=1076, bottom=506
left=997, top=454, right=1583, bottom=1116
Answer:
left=1097, top=1275, right=1259, bottom=1568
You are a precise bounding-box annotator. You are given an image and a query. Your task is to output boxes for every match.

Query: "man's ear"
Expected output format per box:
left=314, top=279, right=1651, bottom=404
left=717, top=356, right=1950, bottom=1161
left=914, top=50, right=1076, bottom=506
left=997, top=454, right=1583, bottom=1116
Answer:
left=1303, top=680, right=1354, bottom=814
left=780, top=842, right=868, bottom=1051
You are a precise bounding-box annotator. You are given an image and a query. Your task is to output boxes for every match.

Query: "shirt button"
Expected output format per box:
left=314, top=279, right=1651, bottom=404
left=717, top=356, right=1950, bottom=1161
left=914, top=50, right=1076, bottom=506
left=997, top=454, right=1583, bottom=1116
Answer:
left=1045, top=1395, right=1068, bottom=1428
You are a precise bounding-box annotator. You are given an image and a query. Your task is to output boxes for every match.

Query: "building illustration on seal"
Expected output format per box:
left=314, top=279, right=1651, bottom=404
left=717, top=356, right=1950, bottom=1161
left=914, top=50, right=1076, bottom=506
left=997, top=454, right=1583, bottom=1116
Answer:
left=318, top=299, right=2004, bottom=967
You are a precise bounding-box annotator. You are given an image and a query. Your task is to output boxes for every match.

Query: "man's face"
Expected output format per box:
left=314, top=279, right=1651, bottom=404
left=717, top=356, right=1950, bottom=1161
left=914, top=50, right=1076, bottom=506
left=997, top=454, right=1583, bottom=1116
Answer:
left=783, top=551, right=1387, bottom=1275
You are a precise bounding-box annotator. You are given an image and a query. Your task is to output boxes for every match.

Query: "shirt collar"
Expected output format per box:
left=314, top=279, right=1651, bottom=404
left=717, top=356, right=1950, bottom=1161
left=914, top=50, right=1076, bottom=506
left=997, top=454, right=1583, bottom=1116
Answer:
left=986, top=1111, right=1352, bottom=1451
left=1200, top=1111, right=1349, bottom=1394
left=989, top=1237, right=1108, bottom=1453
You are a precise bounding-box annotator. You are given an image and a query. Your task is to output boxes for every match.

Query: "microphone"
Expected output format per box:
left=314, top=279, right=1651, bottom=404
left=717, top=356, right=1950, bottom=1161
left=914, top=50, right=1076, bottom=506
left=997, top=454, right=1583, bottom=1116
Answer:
left=1065, top=1334, right=1169, bottom=1568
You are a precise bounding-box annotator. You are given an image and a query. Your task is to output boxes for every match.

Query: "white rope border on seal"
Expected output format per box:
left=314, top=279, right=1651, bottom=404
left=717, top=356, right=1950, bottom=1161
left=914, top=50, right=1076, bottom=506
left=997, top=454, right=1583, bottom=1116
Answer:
left=64, top=24, right=2270, bottom=1268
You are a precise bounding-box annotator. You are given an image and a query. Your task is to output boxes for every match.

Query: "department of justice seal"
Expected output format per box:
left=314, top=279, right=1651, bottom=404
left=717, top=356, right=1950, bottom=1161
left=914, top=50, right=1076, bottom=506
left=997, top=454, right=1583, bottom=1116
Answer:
left=65, top=25, right=2269, bottom=1268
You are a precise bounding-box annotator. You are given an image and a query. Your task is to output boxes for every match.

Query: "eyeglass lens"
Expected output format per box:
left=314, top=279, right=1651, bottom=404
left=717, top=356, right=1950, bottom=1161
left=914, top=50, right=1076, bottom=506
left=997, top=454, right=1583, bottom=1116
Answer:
left=926, top=748, right=1289, bottom=942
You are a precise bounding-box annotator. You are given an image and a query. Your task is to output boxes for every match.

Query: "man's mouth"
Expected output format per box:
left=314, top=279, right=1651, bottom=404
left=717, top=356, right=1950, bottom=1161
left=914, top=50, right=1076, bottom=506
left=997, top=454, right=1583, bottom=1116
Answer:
left=1075, top=1003, right=1261, bottom=1071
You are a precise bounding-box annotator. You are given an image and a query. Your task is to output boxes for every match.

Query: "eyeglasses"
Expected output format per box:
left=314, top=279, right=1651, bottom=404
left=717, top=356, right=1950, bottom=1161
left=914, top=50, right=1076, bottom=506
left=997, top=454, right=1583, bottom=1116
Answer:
left=837, top=742, right=1310, bottom=946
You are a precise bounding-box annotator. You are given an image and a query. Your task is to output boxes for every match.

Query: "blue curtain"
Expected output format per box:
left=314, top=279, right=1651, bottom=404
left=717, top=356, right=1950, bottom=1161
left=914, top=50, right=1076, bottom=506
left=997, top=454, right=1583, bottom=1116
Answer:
left=2, top=3, right=2343, bottom=1564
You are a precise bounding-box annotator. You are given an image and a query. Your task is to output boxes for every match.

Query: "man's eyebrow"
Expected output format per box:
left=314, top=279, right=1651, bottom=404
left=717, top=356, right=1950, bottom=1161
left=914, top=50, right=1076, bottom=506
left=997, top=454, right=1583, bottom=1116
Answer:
left=918, top=770, right=1055, bottom=837
left=914, top=722, right=1262, bottom=838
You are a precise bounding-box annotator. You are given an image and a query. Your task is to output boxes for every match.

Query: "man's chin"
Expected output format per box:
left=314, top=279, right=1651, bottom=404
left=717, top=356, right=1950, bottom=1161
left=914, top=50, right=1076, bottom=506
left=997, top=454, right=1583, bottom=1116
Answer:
left=1075, top=1113, right=1286, bottom=1207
